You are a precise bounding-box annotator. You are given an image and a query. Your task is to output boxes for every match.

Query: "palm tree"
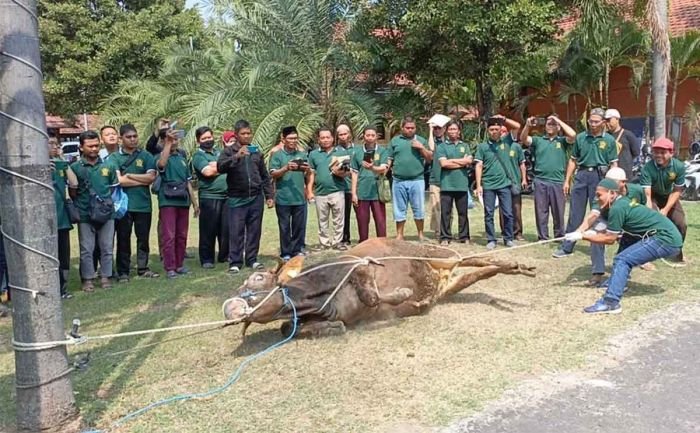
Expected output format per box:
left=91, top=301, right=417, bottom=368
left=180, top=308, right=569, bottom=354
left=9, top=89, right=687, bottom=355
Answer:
left=101, top=0, right=380, bottom=153
left=645, top=0, right=670, bottom=140
left=668, top=31, right=700, bottom=132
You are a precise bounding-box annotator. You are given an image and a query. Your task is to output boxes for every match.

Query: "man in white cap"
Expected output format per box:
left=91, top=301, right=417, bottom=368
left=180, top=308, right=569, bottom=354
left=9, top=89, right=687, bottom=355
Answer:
left=604, top=109, right=640, bottom=181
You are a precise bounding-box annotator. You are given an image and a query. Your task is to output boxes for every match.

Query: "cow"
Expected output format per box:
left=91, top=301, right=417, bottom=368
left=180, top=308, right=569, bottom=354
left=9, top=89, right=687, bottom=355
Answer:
left=223, top=238, right=535, bottom=338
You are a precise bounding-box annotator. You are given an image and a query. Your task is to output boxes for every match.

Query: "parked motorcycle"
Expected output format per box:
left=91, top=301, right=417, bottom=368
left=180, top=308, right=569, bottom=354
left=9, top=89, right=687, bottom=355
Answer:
left=683, top=153, right=700, bottom=201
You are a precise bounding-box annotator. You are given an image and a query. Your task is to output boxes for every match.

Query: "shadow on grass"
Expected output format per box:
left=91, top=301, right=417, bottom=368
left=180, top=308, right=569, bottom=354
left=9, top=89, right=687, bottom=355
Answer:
left=231, top=327, right=282, bottom=357
left=561, top=265, right=664, bottom=297
left=443, top=292, right=527, bottom=312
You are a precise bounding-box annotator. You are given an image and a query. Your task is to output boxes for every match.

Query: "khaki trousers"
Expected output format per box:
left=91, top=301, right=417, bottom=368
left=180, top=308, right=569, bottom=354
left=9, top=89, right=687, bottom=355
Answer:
left=429, top=184, right=441, bottom=234
left=315, top=191, right=345, bottom=247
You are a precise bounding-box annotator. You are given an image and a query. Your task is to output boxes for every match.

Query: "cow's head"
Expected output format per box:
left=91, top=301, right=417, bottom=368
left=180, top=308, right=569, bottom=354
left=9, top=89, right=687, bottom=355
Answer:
left=222, top=256, right=305, bottom=329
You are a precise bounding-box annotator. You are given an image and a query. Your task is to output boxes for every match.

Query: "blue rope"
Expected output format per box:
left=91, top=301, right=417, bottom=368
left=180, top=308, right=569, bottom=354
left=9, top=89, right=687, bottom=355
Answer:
left=82, top=289, right=298, bottom=433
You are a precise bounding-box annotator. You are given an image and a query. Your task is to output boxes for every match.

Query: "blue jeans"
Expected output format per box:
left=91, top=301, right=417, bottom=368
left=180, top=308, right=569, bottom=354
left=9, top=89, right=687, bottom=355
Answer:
left=392, top=179, right=425, bottom=222
left=483, top=187, right=513, bottom=243
left=604, top=237, right=680, bottom=303
left=562, top=169, right=601, bottom=253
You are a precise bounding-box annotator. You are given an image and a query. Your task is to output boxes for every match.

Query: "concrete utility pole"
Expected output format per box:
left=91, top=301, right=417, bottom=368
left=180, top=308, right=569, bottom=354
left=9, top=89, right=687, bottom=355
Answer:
left=0, top=0, right=78, bottom=431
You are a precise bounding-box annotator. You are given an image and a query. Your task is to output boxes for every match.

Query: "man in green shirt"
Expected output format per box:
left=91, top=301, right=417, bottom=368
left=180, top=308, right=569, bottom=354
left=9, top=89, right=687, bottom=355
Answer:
left=388, top=116, right=433, bottom=241
left=427, top=122, right=446, bottom=238
left=49, top=130, right=78, bottom=298
left=337, top=124, right=358, bottom=246
left=553, top=108, right=618, bottom=281
left=474, top=115, right=521, bottom=250
left=436, top=121, right=473, bottom=244
left=639, top=137, right=687, bottom=263
left=109, top=124, right=158, bottom=282
left=270, top=126, right=310, bottom=260
left=69, top=130, right=119, bottom=292
left=351, top=126, right=390, bottom=242
left=565, top=178, right=683, bottom=314
left=308, top=127, right=350, bottom=250
left=498, top=138, right=528, bottom=241
left=192, top=126, right=229, bottom=269
left=520, top=115, right=576, bottom=241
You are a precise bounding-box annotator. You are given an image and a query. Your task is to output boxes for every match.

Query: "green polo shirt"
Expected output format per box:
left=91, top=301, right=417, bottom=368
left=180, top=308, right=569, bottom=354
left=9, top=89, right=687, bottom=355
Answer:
left=51, top=159, right=72, bottom=230
left=269, top=148, right=307, bottom=206
left=156, top=153, right=191, bottom=208
left=388, top=134, right=429, bottom=181
left=428, top=136, right=445, bottom=186
left=340, top=143, right=359, bottom=192
left=474, top=134, right=515, bottom=190
left=350, top=145, right=389, bottom=200
left=530, top=135, right=571, bottom=184
left=571, top=131, right=618, bottom=167
left=505, top=141, right=525, bottom=185
left=607, top=196, right=683, bottom=248
left=191, top=148, right=228, bottom=200
left=639, top=159, right=686, bottom=196
left=107, top=148, right=156, bottom=213
left=309, top=146, right=349, bottom=196
left=70, top=157, right=119, bottom=223
left=435, top=140, right=471, bottom=192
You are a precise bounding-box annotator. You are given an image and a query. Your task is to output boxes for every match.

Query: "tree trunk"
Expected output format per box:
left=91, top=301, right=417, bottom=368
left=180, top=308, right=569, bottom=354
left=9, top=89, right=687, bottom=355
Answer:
left=645, top=84, right=652, bottom=151
left=604, top=64, right=610, bottom=108
left=668, top=71, right=679, bottom=137
left=648, top=0, right=670, bottom=142
left=0, top=0, right=78, bottom=430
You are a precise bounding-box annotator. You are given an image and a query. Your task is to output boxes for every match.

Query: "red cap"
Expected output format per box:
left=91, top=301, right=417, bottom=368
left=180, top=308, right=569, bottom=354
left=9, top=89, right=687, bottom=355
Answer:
left=222, top=130, right=236, bottom=144
left=652, top=137, right=674, bottom=151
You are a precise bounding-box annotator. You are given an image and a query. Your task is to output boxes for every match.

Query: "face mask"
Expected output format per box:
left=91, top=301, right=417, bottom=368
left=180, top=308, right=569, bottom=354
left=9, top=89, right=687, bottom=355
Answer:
left=200, top=140, right=215, bottom=149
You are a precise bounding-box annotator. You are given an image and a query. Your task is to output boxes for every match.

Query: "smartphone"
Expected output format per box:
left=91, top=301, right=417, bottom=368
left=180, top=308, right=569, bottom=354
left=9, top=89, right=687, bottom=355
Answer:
left=174, top=129, right=186, bottom=139
left=363, top=150, right=375, bottom=163
left=247, top=145, right=259, bottom=153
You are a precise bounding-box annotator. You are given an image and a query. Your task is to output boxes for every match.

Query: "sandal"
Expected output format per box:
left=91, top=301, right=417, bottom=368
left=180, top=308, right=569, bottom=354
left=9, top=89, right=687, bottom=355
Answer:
left=138, top=270, right=160, bottom=278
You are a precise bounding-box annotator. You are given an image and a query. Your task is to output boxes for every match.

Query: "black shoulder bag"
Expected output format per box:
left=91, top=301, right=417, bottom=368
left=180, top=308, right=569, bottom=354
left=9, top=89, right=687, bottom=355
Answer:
left=78, top=164, right=113, bottom=225
left=492, top=145, right=521, bottom=195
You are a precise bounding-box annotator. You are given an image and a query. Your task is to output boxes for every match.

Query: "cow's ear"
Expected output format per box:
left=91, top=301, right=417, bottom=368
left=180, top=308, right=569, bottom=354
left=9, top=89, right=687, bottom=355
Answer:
left=276, top=256, right=305, bottom=285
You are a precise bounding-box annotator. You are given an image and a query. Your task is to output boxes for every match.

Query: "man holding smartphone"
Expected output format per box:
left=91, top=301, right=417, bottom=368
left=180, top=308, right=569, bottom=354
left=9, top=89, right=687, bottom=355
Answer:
left=217, top=119, right=274, bottom=274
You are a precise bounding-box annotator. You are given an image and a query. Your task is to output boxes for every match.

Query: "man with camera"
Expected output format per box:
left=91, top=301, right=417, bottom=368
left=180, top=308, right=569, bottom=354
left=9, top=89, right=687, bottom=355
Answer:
left=427, top=122, right=446, bottom=238
left=217, top=120, right=274, bottom=274
left=474, top=115, right=521, bottom=250
left=337, top=124, right=358, bottom=247
left=553, top=108, right=618, bottom=287
left=388, top=116, right=433, bottom=241
left=69, top=130, right=119, bottom=292
left=269, top=126, right=310, bottom=261
left=109, top=124, right=158, bottom=282
left=308, top=127, right=350, bottom=251
left=520, top=115, right=576, bottom=241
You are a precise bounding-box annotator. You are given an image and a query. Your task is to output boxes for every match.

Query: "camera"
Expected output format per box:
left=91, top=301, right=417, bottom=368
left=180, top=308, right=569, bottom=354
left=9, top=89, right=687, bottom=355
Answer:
left=340, top=160, right=351, bottom=171
left=290, top=158, right=307, bottom=170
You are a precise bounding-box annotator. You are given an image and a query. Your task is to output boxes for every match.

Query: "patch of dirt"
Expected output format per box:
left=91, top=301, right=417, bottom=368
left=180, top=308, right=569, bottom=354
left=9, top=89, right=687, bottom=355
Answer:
left=436, top=301, right=700, bottom=433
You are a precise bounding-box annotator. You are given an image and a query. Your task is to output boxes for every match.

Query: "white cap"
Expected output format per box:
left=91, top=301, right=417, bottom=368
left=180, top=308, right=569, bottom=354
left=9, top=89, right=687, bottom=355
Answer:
left=605, top=167, right=627, bottom=181
left=604, top=109, right=621, bottom=119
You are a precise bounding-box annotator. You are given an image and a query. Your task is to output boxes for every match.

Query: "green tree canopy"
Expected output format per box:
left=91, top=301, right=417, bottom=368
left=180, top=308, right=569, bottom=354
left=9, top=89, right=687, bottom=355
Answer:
left=39, top=0, right=207, bottom=116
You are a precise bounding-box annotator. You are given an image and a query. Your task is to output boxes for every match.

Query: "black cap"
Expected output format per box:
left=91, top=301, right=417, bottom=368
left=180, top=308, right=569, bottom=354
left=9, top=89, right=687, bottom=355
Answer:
left=487, top=117, right=504, bottom=127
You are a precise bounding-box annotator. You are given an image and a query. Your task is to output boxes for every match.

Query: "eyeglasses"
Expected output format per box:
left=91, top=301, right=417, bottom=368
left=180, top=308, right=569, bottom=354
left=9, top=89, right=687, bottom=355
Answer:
left=588, top=119, right=604, bottom=125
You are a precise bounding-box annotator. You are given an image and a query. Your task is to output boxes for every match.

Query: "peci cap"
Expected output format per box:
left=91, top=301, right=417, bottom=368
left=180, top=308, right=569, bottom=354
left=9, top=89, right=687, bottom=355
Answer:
left=487, top=116, right=504, bottom=127
left=604, top=108, right=621, bottom=119
left=598, top=178, right=620, bottom=192
left=605, top=167, right=627, bottom=181
left=652, top=137, right=674, bottom=151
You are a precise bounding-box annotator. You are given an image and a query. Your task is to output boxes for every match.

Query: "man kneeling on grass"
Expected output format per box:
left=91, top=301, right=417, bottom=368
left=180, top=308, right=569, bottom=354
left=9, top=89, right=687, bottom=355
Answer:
left=564, top=178, right=683, bottom=314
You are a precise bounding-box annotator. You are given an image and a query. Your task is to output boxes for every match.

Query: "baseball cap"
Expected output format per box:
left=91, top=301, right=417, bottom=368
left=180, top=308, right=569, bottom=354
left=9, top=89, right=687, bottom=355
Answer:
left=604, top=109, right=621, bottom=119
left=605, top=167, right=627, bottom=181
left=651, top=137, right=674, bottom=151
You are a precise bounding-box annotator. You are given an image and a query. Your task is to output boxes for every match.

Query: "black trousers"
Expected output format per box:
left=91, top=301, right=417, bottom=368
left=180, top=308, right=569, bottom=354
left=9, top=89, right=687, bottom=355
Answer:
left=198, top=197, right=229, bottom=265
left=228, top=194, right=264, bottom=267
left=58, top=229, right=71, bottom=295
left=342, top=192, right=353, bottom=244
left=276, top=204, right=306, bottom=258
left=115, top=211, right=152, bottom=276
left=440, top=191, right=470, bottom=241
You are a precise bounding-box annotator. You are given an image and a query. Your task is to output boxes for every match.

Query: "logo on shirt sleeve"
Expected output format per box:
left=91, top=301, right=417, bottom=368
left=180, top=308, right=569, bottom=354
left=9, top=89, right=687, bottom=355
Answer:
left=136, top=159, right=143, bottom=168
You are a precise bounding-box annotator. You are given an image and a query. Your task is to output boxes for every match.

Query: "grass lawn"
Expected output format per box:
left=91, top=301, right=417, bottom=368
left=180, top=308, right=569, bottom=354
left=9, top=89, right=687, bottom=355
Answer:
left=0, top=196, right=699, bottom=432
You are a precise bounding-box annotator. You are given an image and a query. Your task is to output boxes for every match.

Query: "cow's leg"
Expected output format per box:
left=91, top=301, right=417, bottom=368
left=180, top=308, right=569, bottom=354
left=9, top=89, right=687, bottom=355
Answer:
left=281, top=319, right=346, bottom=338
left=458, top=257, right=536, bottom=276
left=437, top=265, right=505, bottom=299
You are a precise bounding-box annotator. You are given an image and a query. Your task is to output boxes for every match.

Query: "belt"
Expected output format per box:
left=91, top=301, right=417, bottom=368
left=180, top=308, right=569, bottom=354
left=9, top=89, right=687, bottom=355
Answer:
left=578, top=166, right=597, bottom=172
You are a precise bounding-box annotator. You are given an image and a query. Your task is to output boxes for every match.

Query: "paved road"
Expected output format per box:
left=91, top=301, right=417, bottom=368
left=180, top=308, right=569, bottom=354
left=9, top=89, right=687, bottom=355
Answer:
left=455, top=322, right=700, bottom=433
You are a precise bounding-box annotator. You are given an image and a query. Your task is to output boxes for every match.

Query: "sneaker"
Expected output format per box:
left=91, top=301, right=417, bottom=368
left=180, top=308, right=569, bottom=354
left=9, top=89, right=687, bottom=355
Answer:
left=117, top=274, right=130, bottom=283
left=202, top=262, right=215, bottom=269
left=251, top=262, right=265, bottom=271
left=295, top=251, right=308, bottom=257
left=505, top=240, right=515, bottom=248
left=81, top=280, right=95, bottom=293
left=583, top=298, right=621, bottom=314
left=281, top=255, right=291, bottom=263
left=486, top=241, right=496, bottom=250
left=552, top=248, right=571, bottom=259
left=166, top=270, right=178, bottom=279
left=61, top=292, right=73, bottom=300
left=101, top=277, right=113, bottom=289
left=228, top=265, right=241, bottom=274
left=176, top=267, right=190, bottom=275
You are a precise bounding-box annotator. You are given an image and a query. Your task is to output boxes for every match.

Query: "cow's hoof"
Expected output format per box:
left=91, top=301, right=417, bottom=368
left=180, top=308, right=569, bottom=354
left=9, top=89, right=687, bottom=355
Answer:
left=397, top=287, right=414, bottom=299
